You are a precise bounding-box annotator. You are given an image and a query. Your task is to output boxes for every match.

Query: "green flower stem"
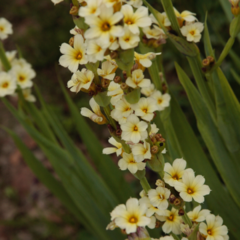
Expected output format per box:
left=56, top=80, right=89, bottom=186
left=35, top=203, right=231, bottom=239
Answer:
left=182, top=212, right=192, bottom=228
left=161, top=0, right=182, bottom=36
left=171, top=233, right=180, bottom=240
left=211, top=37, right=235, bottom=71
left=103, top=105, right=117, bottom=130
left=139, top=177, right=151, bottom=193
left=0, top=42, right=11, bottom=71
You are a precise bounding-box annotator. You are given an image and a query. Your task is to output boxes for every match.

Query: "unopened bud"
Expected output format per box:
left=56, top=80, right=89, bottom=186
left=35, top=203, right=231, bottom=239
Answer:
left=122, top=71, right=127, bottom=80
left=107, top=124, right=114, bottom=133
left=162, top=83, right=167, bottom=94
left=155, top=221, right=162, bottom=228
left=140, top=190, right=147, bottom=198
left=174, top=198, right=182, bottom=206
left=151, top=136, right=157, bottom=144
left=69, top=6, right=79, bottom=15
left=197, top=232, right=206, bottom=240
left=81, top=1, right=87, bottom=6
left=131, top=63, right=139, bottom=73
left=155, top=133, right=162, bottom=141
left=121, top=82, right=128, bottom=90
left=178, top=208, right=185, bottom=216
left=207, top=56, right=215, bottom=63
left=229, top=0, right=240, bottom=7
left=69, top=37, right=74, bottom=47
left=101, top=78, right=110, bottom=88
left=116, top=129, right=122, bottom=136
left=110, top=51, right=118, bottom=59
left=169, top=194, right=176, bottom=203
left=155, top=179, right=165, bottom=187
left=106, top=221, right=117, bottom=230
left=202, top=59, right=210, bottom=67
left=151, top=145, right=159, bottom=154
left=142, top=35, right=148, bottom=44
left=114, top=76, right=121, bottom=83
left=121, top=229, right=127, bottom=235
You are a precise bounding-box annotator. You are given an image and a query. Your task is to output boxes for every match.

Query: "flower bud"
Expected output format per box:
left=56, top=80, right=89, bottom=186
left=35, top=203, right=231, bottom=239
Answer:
left=69, top=6, right=79, bottom=15
left=151, top=136, right=157, bottom=143
left=151, top=145, right=159, bottom=154
left=114, top=76, right=121, bottom=83
left=155, top=179, right=165, bottom=187
left=169, top=194, right=176, bottom=203
left=181, top=223, right=192, bottom=236
left=202, top=59, right=210, bottom=67
left=69, top=37, right=74, bottom=47
left=139, top=190, right=147, bottom=198
left=155, top=133, right=162, bottom=141
left=174, top=198, right=182, bottom=206
left=106, top=221, right=117, bottom=230
left=116, top=128, right=122, bottom=136
left=121, top=82, right=128, bottom=90
left=122, top=71, right=128, bottom=80
left=110, top=51, right=118, bottom=59
left=101, top=78, right=110, bottom=88
left=207, top=56, right=215, bottom=63
left=178, top=208, right=185, bottom=216
left=229, top=0, right=240, bottom=7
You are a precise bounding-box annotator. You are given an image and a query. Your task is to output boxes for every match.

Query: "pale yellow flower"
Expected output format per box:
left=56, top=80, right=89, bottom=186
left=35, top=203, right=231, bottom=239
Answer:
left=119, top=26, right=140, bottom=50
left=59, top=34, right=88, bottom=72
left=199, top=214, right=229, bottom=240
left=110, top=198, right=151, bottom=234
left=121, top=114, right=148, bottom=143
left=181, top=22, right=204, bottom=43
left=126, top=69, right=151, bottom=88
left=187, top=205, right=210, bottom=223
left=80, top=97, right=107, bottom=124
left=0, top=72, right=16, bottom=97
left=174, top=170, right=211, bottom=203
left=103, top=137, right=123, bottom=156
left=148, top=187, right=171, bottom=210
left=0, top=18, right=13, bottom=40
left=67, top=68, right=94, bottom=93
left=121, top=5, right=152, bottom=34
left=118, top=152, right=146, bottom=174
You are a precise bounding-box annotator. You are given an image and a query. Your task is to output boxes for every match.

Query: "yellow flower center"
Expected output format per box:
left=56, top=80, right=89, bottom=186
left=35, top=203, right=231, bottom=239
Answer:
left=158, top=98, right=163, bottom=104
left=158, top=194, right=164, bottom=200
left=207, top=229, right=212, bottom=235
left=102, top=22, right=111, bottom=31
left=126, top=19, right=133, bottom=25
left=97, top=46, right=102, bottom=52
left=1, top=82, right=9, bottom=88
left=187, top=188, right=194, bottom=194
left=18, top=75, right=26, bottom=82
left=142, top=108, right=148, bottom=113
left=190, top=30, right=195, bottom=36
left=168, top=215, right=174, bottom=221
left=124, top=107, right=131, bottom=111
left=76, top=52, right=82, bottom=60
left=91, top=8, right=96, bottom=14
left=133, top=126, right=138, bottom=131
left=129, top=216, right=138, bottom=223
left=172, top=174, right=179, bottom=180
left=0, top=26, right=3, bottom=32
left=124, top=37, right=130, bottom=42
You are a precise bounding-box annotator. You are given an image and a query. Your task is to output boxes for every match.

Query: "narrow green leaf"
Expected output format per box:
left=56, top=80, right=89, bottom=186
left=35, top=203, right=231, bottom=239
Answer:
left=34, top=87, right=119, bottom=212
left=175, top=63, right=240, bottom=209
left=0, top=42, right=11, bottom=71
left=125, top=88, right=141, bottom=104
left=203, top=14, right=215, bottom=57
left=160, top=0, right=181, bottom=36
left=230, top=68, right=240, bottom=85
left=59, top=80, right=134, bottom=202
left=167, top=96, right=240, bottom=239
left=115, top=48, right=134, bottom=74
left=94, top=91, right=111, bottom=107
left=5, top=129, right=90, bottom=226
left=2, top=98, right=122, bottom=240
left=73, top=16, right=88, bottom=30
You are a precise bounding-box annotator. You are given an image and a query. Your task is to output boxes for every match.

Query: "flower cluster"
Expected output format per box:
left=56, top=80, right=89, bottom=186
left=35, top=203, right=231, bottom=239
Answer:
left=54, top=0, right=228, bottom=239
left=108, top=159, right=229, bottom=240
left=0, top=18, right=36, bottom=101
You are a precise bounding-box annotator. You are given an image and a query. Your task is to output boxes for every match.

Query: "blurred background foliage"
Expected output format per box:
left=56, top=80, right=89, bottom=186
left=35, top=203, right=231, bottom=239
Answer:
left=0, top=0, right=240, bottom=239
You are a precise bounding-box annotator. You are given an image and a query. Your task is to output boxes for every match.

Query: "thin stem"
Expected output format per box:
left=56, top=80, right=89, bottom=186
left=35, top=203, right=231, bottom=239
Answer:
left=171, top=233, right=181, bottom=240
left=103, top=105, right=117, bottom=130
left=211, top=37, right=235, bottom=71
left=140, top=177, right=151, bottom=193
left=182, top=212, right=193, bottom=228
left=0, top=41, right=11, bottom=71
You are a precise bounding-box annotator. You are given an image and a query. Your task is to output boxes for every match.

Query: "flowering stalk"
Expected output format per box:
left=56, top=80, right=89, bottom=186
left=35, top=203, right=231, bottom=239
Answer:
left=46, top=0, right=230, bottom=239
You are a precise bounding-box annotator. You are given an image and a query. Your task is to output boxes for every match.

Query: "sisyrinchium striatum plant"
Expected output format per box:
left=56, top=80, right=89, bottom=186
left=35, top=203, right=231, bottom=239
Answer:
left=1, top=0, right=240, bottom=239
